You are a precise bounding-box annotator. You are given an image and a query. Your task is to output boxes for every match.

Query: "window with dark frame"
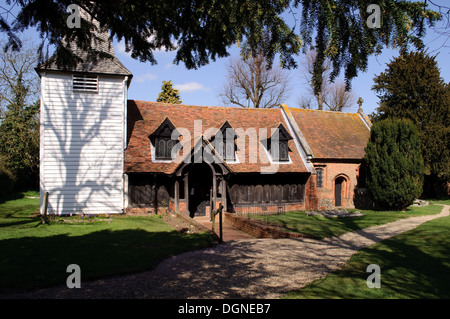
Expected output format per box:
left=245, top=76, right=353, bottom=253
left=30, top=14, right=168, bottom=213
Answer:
left=316, top=168, right=324, bottom=187
left=217, top=139, right=236, bottom=161
left=279, top=140, right=289, bottom=161
left=268, top=125, right=292, bottom=162
left=213, top=121, right=237, bottom=162
left=150, top=118, right=179, bottom=161
left=155, top=136, right=174, bottom=160
left=224, top=139, right=235, bottom=161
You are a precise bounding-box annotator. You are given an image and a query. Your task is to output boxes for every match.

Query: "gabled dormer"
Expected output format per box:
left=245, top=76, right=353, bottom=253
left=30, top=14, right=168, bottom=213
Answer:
left=265, top=123, right=293, bottom=162
left=210, top=121, right=238, bottom=162
left=149, top=117, right=179, bottom=161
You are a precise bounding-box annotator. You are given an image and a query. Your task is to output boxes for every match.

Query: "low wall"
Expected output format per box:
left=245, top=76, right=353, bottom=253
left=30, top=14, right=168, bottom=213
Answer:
left=224, top=212, right=316, bottom=239
left=125, top=206, right=170, bottom=215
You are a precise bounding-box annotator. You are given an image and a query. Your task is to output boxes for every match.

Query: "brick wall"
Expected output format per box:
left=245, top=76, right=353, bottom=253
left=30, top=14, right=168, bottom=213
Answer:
left=224, top=212, right=316, bottom=239
left=305, top=173, right=319, bottom=210
left=125, top=206, right=168, bottom=215
left=314, top=161, right=361, bottom=209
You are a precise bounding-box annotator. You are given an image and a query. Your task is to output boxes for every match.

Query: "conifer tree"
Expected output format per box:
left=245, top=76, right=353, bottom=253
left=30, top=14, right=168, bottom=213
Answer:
left=1, top=1, right=441, bottom=90
left=156, top=80, right=182, bottom=104
left=372, top=51, right=449, bottom=195
left=364, top=119, right=424, bottom=210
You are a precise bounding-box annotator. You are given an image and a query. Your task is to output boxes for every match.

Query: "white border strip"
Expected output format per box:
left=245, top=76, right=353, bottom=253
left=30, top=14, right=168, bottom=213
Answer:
left=280, top=108, right=314, bottom=173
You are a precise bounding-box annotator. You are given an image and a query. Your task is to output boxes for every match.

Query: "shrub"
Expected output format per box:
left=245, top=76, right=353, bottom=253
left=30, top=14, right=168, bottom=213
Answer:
left=364, top=119, right=424, bottom=210
left=0, top=156, right=16, bottom=196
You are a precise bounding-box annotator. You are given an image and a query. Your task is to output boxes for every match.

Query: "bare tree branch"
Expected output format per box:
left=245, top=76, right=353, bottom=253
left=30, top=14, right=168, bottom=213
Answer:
left=324, top=81, right=356, bottom=111
left=0, top=37, right=40, bottom=112
left=220, top=54, right=291, bottom=109
left=299, top=49, right=355, bottom=111
left=426, top=0, right=450, bottom=53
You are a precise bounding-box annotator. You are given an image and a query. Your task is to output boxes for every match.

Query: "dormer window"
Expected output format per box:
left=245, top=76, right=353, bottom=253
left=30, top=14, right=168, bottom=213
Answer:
left=149, top=118, right=179, bottom=161
left=211, top=121, right=238, bottom=162
left=217, top=138, right=236, bottom=161
left=72, top=75, right=98, bottom=93
left=266, top=124, right=292, bottom=162
left=156, top=134, right=174, bottom=160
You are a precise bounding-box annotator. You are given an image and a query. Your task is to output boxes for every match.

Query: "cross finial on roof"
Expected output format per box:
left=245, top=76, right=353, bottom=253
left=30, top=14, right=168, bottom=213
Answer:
left=357, top=97, right=364, bottom=112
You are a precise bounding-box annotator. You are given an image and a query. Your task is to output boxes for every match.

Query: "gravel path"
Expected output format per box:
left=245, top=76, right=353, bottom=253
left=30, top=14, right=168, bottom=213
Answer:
left=4, top=205, right=449, bottom=299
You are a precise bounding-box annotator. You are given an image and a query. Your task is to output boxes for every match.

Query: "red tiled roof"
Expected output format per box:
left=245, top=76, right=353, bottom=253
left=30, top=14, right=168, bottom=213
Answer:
left=287, top=108, right=370, bottom=160
left=125, top=101, right=309, bottom=174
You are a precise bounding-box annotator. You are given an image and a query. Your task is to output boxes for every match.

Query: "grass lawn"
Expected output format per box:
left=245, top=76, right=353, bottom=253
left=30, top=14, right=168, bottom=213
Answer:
left=284, top=203, right=450, bottom=299
left=0, top=191, right=216, bottom=293
left=250, top=203, right=445, bottom=239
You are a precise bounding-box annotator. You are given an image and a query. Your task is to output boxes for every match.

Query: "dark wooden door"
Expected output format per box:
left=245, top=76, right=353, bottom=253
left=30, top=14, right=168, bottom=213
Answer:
left=188, top=163, right=212, bottom=218
left=335, top=179, right=342, bottom=207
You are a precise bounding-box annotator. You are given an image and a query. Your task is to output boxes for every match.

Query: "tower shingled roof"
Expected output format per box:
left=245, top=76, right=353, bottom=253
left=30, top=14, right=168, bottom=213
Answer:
left=35, top=7, right=132, bottom=81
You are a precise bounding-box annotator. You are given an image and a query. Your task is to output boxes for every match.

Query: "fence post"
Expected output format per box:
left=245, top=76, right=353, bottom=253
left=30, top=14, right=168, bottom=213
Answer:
left=212, top=209, right=215, bottom=233
left=219, top=203, right=223, bottom=242
left=42, top=191, right=49, bottom=224
left=211, top=203, right=224, bottom=243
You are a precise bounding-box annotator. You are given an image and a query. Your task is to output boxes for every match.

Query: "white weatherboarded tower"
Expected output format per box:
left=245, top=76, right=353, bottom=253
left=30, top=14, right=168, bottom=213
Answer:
left=36, top=18, right=133, bottom=215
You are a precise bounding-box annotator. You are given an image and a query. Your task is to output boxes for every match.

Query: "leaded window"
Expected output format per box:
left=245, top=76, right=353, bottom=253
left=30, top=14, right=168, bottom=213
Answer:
left=155, top=137, right=175, bottom=160
left=268, top=124, right=292, bottom=162
left=279, top=141, right=289, bottom=161
left=212, top=121, right=237, bottom=162
left=150, top=118, right=179, bottom=161
left=316, top=168, right=324, bottom=187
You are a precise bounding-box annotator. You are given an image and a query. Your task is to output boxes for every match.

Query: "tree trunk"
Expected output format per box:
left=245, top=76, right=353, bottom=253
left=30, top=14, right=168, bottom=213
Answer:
left=316, top=91, right=324, bottom=110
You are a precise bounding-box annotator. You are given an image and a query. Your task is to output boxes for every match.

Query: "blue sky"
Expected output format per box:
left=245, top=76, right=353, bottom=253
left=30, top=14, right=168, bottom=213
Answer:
left=12, top=1, right=450, bottom=116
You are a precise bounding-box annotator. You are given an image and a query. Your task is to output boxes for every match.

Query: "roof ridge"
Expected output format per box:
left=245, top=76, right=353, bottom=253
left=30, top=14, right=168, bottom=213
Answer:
left=130, top=100, right=283, bottom=111
left=288, top=107, right=359, bottom=115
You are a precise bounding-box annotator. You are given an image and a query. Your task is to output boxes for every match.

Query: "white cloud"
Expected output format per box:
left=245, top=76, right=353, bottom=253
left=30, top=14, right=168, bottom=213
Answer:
left=116, top=36, right=177, bottom=58
left=148, top=34, right=178, bottom=53
left=174, top=82, right=210, bottom=93
left=115, top=41, right=130, bottom=57
left=164, top=63, right=175, bottom=70
left=135, top=72, right=158, bottom=83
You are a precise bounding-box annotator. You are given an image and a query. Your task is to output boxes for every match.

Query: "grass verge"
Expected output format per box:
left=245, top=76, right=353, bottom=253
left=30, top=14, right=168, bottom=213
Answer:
left=0, top=191, right=215, bottom=293
left=284, top=204, right=450, bottom=299
left=250, top=204, right=444, bottom=239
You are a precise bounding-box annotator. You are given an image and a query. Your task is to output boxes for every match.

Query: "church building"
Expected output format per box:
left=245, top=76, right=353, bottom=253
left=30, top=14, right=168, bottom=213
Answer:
left=36, top=17, right=371, bottom=218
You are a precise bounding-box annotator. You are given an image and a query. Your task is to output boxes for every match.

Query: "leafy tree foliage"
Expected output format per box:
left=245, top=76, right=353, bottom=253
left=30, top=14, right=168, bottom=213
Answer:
left=296, top=0, right=441, bottom=94
left=2, top=0, right=300, bottom=70
left=0, top=154, right=16, bottom=195
left=0, top=1, right=441, bottom=90
left=364, top=119, right=424, bottom=210
left=372, top=51, right=449, bottom=194
left=0, top=99, right=39, bottom=189
left=156, top=80, right=182, bottom=104
left=0, top=40, right=40, bottom=191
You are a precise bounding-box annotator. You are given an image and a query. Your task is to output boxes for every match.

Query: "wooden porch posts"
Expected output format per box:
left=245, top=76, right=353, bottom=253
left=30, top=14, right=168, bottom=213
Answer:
left=174, top=179, right=179, bottom=213
left=174, top=164, right=228, bottom=218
